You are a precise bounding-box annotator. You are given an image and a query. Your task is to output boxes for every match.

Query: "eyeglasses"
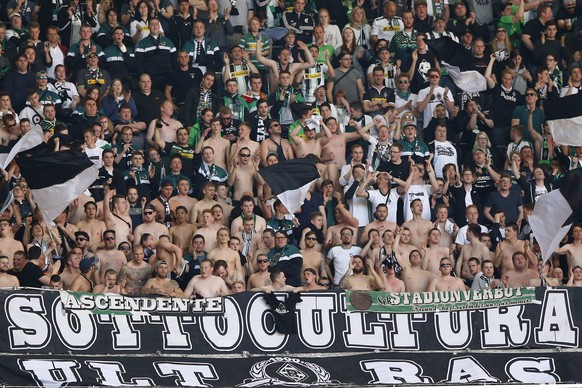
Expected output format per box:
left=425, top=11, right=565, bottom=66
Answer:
left=257, top=259, right=269, bottom=263
left=37, top=76, right=48, bottom=79
left=398, top=80, right=409, bottom=84
left=104, top=236, right=115, bottom=241
left=305, top=237, right=317, bottom=241
left=440, top=263, right=451, bottom=268
left=525, top=93, right=537, bottom=97
left=340, top=233, right=352, bottom=237
left=143, top=211, right=154, bottom=215
left=240, top=154, right=251, bottom=157
left=119, top=246, right=130, bottom=250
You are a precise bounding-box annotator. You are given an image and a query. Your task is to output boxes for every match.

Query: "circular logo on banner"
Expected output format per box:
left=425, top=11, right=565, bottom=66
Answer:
left=236, top=357, right=339, bottom=387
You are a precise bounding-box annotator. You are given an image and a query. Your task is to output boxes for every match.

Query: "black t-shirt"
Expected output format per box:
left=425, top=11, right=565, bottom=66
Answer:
left=410, top=51, right=437, bottom=93
left=489, top=84, right=522, bottom=129
left=377, top=159, right=410, bottom=185
left=9, top=262, right=44, bottom=288
left=521, top=18, right=545, bottom=58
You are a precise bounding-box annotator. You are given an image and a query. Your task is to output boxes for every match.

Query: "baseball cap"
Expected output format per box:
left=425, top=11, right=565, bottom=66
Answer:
left=144, top=204, right=156, bottom=211
left=79, top=257, right=96, bottom=273
left=75, top=231, right=90, bottom=241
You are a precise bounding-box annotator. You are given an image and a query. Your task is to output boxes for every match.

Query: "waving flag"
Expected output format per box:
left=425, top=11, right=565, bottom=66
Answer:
left=258, top=156, right=320, bottom=213
left=545, top=93, right=582, bottom=146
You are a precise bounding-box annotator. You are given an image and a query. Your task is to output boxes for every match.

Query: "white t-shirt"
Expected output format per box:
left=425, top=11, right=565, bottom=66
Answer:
left=367, top=188, right=400, bottom=224
left=416, top=86, right=453, bottom=128
left=432, top=140, right=458, bottom=178
left=403, top=184, right=433, bottom=222
left=327, top=245, right=362, bottom=285
left=455, top=224, right=489, bottom=245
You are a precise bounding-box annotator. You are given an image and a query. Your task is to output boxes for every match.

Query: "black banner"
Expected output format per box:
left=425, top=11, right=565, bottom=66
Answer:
left=3, top=288, right=579, bottom=355
left=2, top=351, right=580, bottom=386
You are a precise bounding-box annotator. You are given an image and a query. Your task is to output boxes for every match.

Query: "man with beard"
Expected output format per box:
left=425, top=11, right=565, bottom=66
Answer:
left=327, top=227, right=361, bottom=287
left=93, top=269, right=126, bottom=294
left=0, top=256, right=19, bottom=287
left=141, top=260, right=184, bottom=297
left=360, top=204, right=398, bottom=244
left=339, top=255, right=384, bottom=290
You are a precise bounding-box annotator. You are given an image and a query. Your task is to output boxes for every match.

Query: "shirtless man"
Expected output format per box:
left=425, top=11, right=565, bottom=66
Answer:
left=252, top=270, right=296, bottom=292
left=423, top=228, right=454, bottom=277
left=361, top=204, right=398, bottom=245
left=400, top=250, right=432, bottom=292
left=76, top=201, right=107, bottom=251
left=433, top=204, right=457, bottom=248
left=230, top=196, right=267, bottom=236
left=0, top=256, right=19, bottom=287
left=190, top=182, right=219, bottom=227
left=320, top=116, right=361, bottom=171
left=457, top=224, right=491, bottom=280
left=94, top=230, right=127, bottom=285
left=60, top=250, right=82, bottom=290
left=215, top=183, right=233, bottom=224
left=197, top=209, right=220, bottom=251
left=118, top=245, right=151, bottom=295
left=70, top=257, right=97, bottom=292
left=495, top=223, right=535, bottom=274
left=567, top=266, right=582, bottom=287
left=93, top=269, right=126, bottom=294
left=227, top=147, right=259, bottom=202
left=502, top=251, right=539, bottom=288
left=402, top=199, right=433, bottom=249
left=381, top=260, right=405, bottom=292
left=255, top=39, right=314, bottom=91
left=289, top=123, right=323, bottom=158
left=103, top=187, right=133, bottom=245
left=555, top=225, right=582, bottom=274
left=141, top=260, right=184, bottom=297
left=259, top=120, right=294, bottom=166
left=169, top=178, right=197, bottom=216
left=247, top=253, right=272, bottom=290
left=169, top=206, right=197, bottom=251
left=184, top=259, right=230, bottom=298
left=324, top=204, right=359, bottom=249
left=0, top=219, right=24, bottom=267
left=299, top=268, right=328, bottom=291
left=148, top=235, right=184, bottom=275
left=203, top=118, right=230, bottom=170
left=300, top=231, right=328, bottom=283
left=206, top=227, right=243, bottom=276
left=339, top=255, right=384, bottom=291
left=133, top=204, right=170, bottom=242
left=230, top=122, right=259, bottom=160
left=428, top=257, right=467, bottom=291
left=393, top=227, right=416, bottom=267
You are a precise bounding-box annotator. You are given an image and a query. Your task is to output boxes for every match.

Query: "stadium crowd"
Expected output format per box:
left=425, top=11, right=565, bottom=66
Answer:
left=0, top=0, right=581, bottom=298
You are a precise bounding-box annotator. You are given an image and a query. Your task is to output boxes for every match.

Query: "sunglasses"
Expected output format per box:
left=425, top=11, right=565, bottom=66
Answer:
left=104, top=236, right=115, bottom=241
left=496, top=29, right=506, bottom=33
left=305, top=237, right=317, bottom=241
left=271, top=123, right=281, bottom=127
left=430, top=74, right=440, bottom=79
left=240, top=154, right=251, bottom=157
left=257, top=259, right=269, bottom=263
left=440, top=263, right=451, bottom=268
left=119, top=246, right=131, bottom=250
left=525, top=93, right=537, bottom=97
left=143, top=211, right=154, bottom=215
left=319, top=282, right=330, bottom=287
left=398, top=80, right=409, bottom=84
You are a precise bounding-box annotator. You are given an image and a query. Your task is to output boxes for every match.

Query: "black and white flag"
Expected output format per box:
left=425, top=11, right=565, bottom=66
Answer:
left=258, top=156, right=320, bottom=214
left=545, top=93, right=582, bottom=146
left=529, top=168, right=582, bottom=261
left=17, top=146, right=99, bottom=223
left=426, top=36, right=487, bottom=93
left=0, top=125, right=44, bottom=169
